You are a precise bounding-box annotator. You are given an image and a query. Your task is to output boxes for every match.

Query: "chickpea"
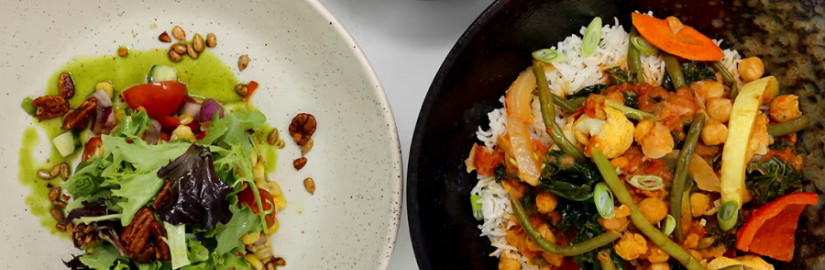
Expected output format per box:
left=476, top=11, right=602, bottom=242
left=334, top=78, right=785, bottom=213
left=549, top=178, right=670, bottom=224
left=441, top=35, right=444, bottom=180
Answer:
left=690, top=193, right=710, bottom=217
left=535, top=192, right=558, bottom=214
left=599, top=215, right=629, bottom=231
left=706, top=98, right=732, bottom=123
left=691, top=80, right=725, bottom=99
left=634, top=119, right=654, bottom=143
left=738, top=57, right=765, bottom=82
left=701, top=120, right=728, bottom=146
left=649, top=263, right=671, bottom=270
left=769, top=94, right=801, bottom=122
left=498, top=253, right=522, bottom=270
left=614, top=232, right=648, bottom=260
left=638, top=198, right=668, bottom=224
left=640, top=122, right=674, bottom=159
left=646, top=242, right=671, bottom=263
left=683, top=233, right=701, bottom=249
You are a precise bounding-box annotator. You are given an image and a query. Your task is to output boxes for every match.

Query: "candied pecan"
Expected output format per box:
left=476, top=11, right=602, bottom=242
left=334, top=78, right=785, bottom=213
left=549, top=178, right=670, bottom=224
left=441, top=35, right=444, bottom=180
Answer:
left=69, top=223, right=101, bottom=248
left=62, top=97, right=97, bottom=130
left=58, top=72, right=75, bottom=99
left=32, top=95, right=69, bottom=120
left=152, top=180, right=172, bottom=210
left=289, top=113, right=316, bottom=146
left=121, top=207, right=170, bottom=262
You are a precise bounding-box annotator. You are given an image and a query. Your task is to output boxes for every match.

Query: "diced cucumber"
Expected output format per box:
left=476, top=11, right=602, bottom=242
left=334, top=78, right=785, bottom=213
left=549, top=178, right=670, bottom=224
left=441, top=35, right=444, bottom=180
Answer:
left=148, top=65, right=178, bottom=82
left=79, top=128, right=95, bottom=145
left=53, top=132, right=76, bottom=157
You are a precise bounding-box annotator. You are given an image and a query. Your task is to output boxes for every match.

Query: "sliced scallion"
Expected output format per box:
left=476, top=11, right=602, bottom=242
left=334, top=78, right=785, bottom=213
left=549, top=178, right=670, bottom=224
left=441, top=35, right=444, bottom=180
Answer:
left=532, top=48, right=566, bottom=63
left=628, top=175, right=665, bottom=191
left=594, top=182, right=615, bottom=218
left=471, top=194, right=484, bottom=221
left=630, top=36, right=659, bottom=55
left=582, top=17, right=602, bottom=57
left=717, top=200, right=739, bottom=230
left=662, top=214, right=676, bottom=236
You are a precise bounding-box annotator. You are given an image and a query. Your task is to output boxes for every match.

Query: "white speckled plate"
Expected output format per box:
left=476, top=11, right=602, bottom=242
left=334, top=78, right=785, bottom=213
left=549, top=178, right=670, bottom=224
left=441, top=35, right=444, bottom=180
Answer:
left=0, top=0, right=402, bottom=269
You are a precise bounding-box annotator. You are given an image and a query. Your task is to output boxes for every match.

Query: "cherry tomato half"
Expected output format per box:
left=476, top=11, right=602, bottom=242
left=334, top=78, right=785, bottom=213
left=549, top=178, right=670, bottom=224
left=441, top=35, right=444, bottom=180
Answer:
left=121, top=81, right=187, bottom=118
left=82, top=136, right=103, bottom=162
left=238, top=188, right=276, bottom=229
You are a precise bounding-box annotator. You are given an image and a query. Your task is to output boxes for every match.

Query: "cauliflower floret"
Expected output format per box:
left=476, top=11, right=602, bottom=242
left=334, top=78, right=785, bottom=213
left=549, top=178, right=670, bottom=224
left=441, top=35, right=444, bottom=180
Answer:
left=591, top=107, right=634, bottom=158
left=707, top=255, right=774, bottom=270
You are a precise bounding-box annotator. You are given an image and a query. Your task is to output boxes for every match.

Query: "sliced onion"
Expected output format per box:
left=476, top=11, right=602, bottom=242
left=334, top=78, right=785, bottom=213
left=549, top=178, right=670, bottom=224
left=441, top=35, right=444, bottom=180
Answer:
left=91, top=107, right=113, bottom=135
left=180, top=102, right=202, bottom=119
left=628, top=175, right=664, bottom=190
left=142, top=119, right=162, bottom=145
left=198, top=99, right=225, bottom=122
left=92, top=89, right=112, bottom=108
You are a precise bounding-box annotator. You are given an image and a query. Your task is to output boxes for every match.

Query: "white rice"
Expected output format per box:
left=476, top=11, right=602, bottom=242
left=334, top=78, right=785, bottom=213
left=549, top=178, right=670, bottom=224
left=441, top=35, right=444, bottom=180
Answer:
left=470, top=15, right=743, bottom=269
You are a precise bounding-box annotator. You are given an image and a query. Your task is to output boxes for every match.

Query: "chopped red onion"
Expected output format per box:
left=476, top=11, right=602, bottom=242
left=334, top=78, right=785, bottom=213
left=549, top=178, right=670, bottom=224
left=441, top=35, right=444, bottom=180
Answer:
left=92, top=89, right=112, bottom=108
left=198, top=99, right=224, bottom=122
left=180, top=102, right=202, bottom=119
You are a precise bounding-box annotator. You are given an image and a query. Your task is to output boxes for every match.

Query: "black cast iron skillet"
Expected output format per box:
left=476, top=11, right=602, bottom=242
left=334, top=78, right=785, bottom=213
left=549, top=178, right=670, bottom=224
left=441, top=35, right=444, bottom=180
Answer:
left=407, top=0, right=825, bottom=269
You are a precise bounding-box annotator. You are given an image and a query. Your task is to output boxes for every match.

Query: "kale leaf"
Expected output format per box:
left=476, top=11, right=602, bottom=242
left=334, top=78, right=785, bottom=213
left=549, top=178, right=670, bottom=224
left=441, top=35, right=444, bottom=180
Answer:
left=156, top=144, right=234, bottom=229
left=682, top=61, right=716, bottom=85
left=539, top=150, right=601, bottom=201
left=746, top=157, right=803, bottom=203
left=555, top=200, right=621, bottom=269
left=622, top=91, right=639, bottom=109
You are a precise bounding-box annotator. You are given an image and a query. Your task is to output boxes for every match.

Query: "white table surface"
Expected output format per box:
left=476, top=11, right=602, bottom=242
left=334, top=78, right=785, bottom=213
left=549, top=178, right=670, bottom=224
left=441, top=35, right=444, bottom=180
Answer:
left=318, top=0, right=495, bottom=269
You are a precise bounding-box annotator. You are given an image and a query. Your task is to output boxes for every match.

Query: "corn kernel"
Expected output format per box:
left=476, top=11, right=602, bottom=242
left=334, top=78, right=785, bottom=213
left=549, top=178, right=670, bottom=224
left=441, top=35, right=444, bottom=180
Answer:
left=273, top=195, right=287, bottom=212
left=253, top=162, right=266, bottom=182
left=241, top=232, right=261, bottom=245
left=171, top=125, right=196, bottom=141
left=249, top=149, right=259, bottom=166
left=245, top=254, right=264, bottom=270
left=262, top=181, right=282, bottom=196
left=266, top=218, right=280, bottom=234
left=95, top=81, right=114, bottom=97
left=178, top=113, right=193, bottom=125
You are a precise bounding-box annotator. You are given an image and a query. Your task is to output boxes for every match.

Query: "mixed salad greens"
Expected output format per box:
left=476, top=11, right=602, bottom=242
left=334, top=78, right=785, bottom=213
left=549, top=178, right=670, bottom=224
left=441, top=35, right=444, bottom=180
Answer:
left=24, top=62, right=284, bottom=269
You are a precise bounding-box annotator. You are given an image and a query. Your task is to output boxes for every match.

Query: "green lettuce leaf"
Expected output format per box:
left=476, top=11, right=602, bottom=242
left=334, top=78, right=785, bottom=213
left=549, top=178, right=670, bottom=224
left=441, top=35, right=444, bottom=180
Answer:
left=64, top=157, right=110, bottom=197
left=111, top=110, right=151, bottom=138
left=101, top=135, right=190, bottom=172
left=213, top=205, right=262, bottom=256
left=164, top=222, right=192, bottom=269
left=112, top=168, right=164, bottom=226
left=187, top=234, right=210, bottom=263
left=78, top=244, right=122, bottom=270
left=200, top=108, right=266, bottom=156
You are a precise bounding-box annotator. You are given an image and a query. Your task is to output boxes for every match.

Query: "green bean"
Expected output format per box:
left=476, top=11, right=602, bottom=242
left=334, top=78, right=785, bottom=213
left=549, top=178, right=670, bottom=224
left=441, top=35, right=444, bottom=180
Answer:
left=627, top=29, right=645, bottom=84
left=663, top=54, right=686, bottom=89
left=509, top=193, right=621, bottom=256
left=768, top=115, right=811, bottom=137
left=597, top=249, right=618, bottom=270
left=671, top=113, right=706, bottom=241
left=533, top=62, right=586, bottom=161
left=553, top=94, right=580, bottom=112
left=604, top=99, right=654, bottom=120
left=713, top=62, right=739, bottom=100
left=591, top=149, right=703, bottom=270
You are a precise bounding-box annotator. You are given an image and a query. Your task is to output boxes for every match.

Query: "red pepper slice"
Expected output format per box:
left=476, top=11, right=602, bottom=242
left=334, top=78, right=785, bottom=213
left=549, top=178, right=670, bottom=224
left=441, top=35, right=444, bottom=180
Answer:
left=238, top=188, right=276, bottom=229
left=243, top=80, right=259, bottom=101
left=122, top=81, right=187, bottom=119
left=156, top=115, right=181, bottom=130
left=736, top=192, right=819, bottom=261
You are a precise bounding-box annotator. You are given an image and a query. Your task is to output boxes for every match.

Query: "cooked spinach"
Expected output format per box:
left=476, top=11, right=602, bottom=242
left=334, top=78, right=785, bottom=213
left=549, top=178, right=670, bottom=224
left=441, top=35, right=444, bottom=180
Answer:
left=622, top=91, right=639, bottom=109
left=604, top=67, right=630, bottom=85
left=769, top=140, right=792, bottom=150
left=555, top=200, right=623, bottom=270
left=746, top=157, right=803, bottom=203
left=539, top=150, right=601, bottom=201
left=682, top=61, right=716, bottom=85
left=569, top=84, right=608, bottom=100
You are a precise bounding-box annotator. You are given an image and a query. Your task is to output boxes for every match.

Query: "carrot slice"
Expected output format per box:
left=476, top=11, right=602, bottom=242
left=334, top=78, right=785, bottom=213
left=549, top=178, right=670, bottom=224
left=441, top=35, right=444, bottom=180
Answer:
left=735, top=192, right=818, bottom=261
left=631, top=13, right=724, bottom=61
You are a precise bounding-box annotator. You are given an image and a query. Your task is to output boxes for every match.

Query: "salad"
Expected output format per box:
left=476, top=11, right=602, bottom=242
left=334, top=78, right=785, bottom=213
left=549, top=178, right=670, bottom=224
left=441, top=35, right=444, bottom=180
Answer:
left=21, top=26, right=287, bottom=270
left=467, top=13, right=815, bottom=270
